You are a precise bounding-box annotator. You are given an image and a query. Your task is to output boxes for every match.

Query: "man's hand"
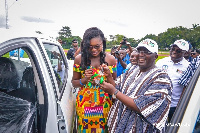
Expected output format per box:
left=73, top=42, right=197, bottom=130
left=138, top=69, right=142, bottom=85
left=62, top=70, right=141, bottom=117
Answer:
left=126, top=41, right=130, bottom=46
left=115, top=52, right=121, bottom=59
left=101, top=64, right=112, bottom=78
left=100, top=81, right=116, bottom=95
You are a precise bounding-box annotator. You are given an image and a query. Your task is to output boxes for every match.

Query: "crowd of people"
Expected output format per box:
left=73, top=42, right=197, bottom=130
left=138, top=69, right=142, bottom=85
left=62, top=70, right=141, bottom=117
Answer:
left=66, top=27, right=200, bottom=132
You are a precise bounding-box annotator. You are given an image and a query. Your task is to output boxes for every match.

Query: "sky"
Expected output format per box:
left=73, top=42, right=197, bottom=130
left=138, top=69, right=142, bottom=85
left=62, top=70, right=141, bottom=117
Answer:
left=0, top=0, right=200, bottom=40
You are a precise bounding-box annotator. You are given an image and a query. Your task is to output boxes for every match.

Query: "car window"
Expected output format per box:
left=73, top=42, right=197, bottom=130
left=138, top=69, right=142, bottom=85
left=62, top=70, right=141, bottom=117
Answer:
left=0, top=48, right=37, bottom=132
left=1, top=49, right=32, bottom=90
left=43, top=43, right=67, bottom=95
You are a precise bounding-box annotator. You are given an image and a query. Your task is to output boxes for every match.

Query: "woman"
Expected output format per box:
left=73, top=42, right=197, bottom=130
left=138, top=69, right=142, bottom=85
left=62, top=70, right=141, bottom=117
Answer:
left=72, top=27, right=117, bottom=132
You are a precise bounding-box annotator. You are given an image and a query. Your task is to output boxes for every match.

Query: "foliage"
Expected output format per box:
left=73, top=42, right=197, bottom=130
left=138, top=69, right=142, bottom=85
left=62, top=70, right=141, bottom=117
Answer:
left=56, top=24, right=200, bottom=50
left=57, top=26, right=82, bottom=49
left=58, top=26, right=72, bottom=38
left=136, top=24, right=200, bottom=50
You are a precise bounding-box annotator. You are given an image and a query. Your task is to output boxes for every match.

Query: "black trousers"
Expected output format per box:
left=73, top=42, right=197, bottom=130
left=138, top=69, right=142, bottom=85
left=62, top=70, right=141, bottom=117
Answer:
left=168, top=107, right=176, bottom=123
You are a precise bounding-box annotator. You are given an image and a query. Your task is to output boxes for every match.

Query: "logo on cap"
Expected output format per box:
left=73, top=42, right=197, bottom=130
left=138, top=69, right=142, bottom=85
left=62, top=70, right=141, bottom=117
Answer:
left=177, top=41, right=186, bottom=46
left=142, top=40, right=155, bottom=47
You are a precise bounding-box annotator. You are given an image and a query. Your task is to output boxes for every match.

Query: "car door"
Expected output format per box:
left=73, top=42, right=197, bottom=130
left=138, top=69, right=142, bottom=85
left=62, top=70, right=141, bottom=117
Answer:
left=0, top=37, right=76, bottom=133
left=166, top=63, right=200, bottom=133
left=42, top=40, right=77, bottom=132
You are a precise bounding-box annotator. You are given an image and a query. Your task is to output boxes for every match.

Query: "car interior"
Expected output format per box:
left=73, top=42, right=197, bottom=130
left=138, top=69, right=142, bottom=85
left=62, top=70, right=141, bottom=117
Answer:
left=0, top=49, right=41, bottom=133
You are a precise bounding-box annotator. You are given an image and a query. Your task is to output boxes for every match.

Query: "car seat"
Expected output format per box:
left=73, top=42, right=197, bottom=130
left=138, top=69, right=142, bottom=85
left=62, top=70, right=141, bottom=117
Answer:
left=0, top=57, right=36, bottom=133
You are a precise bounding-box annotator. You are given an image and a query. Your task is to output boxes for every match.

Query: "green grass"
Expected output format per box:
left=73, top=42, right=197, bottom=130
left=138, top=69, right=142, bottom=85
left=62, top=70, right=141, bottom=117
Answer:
left=2, top=51, right=29, bottom=58
left=106, top=49, right=111, bottom=52
left=158, top=52, right=170, bottom=55
left=156, top=56, right=166, bottom=62
left=23, top=52, right=29, bottom=58
left=2, top=53, right=10, bottom=58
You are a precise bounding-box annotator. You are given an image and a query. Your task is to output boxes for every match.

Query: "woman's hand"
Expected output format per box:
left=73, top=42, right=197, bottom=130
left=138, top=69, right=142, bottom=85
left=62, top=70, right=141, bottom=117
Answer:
left=100, top=81, right=116, bottom=95
left=83, top=68, right=93, bottom=84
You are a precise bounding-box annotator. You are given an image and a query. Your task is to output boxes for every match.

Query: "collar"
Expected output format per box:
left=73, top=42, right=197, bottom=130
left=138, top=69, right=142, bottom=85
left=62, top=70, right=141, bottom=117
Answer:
left=169, top=57, right=186, bottom=65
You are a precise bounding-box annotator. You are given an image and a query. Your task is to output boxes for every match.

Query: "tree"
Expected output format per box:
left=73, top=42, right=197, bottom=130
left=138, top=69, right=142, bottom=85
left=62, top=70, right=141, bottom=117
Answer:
left=157, top=26, right=190, bottom=50
left=58, top=26, right=72, bottom=38
left=186, top=25, right=200, bottom=49
left=57, top=26, right=83, bottom=49
left=56, top=24, right=200, bottom=50
left=127, top=38, right=138, bottom=48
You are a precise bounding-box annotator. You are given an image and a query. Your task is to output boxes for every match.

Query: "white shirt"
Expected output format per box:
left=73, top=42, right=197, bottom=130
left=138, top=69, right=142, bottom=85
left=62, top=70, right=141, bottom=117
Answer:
left=54, top=64, right=65, bottom=82
left=156, top=57, right=189, bottom=107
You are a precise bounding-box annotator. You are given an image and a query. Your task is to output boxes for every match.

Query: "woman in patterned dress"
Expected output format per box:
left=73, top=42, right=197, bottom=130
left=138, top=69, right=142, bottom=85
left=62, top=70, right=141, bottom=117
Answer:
left=72, top=27, right=117, bottom=133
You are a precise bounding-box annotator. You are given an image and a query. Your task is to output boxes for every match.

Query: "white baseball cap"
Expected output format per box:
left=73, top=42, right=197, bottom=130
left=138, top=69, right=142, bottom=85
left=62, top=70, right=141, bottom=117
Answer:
left=171, top=39, right=189, bottom=51
left=136, top=38, right=158, bottom=54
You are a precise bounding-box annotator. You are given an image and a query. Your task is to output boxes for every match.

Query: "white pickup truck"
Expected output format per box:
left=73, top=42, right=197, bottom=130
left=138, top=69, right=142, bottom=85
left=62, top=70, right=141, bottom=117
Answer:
left=0, top=35, right=77, bottom=133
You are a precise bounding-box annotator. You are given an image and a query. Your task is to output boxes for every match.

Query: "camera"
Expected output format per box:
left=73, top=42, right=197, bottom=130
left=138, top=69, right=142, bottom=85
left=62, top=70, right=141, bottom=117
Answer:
left=120, top=37, right=127, bottom=45
left=115, top=50, right=119, bottom=55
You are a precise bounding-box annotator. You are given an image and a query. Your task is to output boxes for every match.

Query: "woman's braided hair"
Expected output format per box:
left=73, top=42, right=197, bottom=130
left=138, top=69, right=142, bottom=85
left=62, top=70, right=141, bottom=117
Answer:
left=81, top=27, right=107, bottom=70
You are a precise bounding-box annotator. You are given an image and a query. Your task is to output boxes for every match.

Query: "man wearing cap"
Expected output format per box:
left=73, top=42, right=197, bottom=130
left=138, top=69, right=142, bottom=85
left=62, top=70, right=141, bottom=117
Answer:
left=191, top=49, right=200, bottom=58
left=67, top=39, right=80, bottom=60
left=156, top=39, right=190, bottom=122
left=115, top=40, right=133, bottom=77
left=184, top=42, right=193, bottom=62
left=100, top=38, right=172, bottom=132
left=178, top=48, right=200, bottom=88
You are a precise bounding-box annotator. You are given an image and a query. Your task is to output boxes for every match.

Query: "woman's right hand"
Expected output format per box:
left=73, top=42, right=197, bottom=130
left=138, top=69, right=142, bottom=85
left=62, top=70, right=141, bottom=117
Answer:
left=83, top=68, right=93, bottom=84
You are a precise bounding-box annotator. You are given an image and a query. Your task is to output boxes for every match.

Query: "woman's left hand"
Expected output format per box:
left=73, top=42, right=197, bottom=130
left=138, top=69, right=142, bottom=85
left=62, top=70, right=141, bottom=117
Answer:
left=100, top=81, right=116, bottom=95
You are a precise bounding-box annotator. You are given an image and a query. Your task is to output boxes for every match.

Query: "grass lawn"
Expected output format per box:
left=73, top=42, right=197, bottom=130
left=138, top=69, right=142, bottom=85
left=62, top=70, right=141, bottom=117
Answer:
left=156, top=56, right=166, bottom=62
left=157, top=51, right=169, bottom=62
left=2, top=51, right=29, bottom=58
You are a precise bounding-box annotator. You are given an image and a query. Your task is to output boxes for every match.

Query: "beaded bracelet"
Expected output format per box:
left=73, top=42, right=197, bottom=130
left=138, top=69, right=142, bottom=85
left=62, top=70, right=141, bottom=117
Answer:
left=80, top=79, right=84, bottom=86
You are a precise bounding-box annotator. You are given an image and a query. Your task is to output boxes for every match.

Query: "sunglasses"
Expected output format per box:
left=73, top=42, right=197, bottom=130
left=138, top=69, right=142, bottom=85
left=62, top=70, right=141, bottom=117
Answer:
left=89, top=43, right=102, bottom=50
left=171, top=48, right=182, bottom=53
left=191, top=53, right=196, bottom=56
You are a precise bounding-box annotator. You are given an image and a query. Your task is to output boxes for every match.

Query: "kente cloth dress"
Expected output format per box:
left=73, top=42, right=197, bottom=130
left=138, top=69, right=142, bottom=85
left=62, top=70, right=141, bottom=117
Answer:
left=73, top=64, right=117, bottom=133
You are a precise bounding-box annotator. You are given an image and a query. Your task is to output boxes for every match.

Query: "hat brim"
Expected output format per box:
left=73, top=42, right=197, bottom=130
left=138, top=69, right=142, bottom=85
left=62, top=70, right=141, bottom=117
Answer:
left=136, top=45, right=154, bottom=53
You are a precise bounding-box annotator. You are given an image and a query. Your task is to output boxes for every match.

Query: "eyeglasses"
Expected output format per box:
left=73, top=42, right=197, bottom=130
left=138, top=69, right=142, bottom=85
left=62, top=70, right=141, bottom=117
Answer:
left=137, top=50, right=153, bottom=55
left=171, top=48, right=182, bottom=53
left=191, top=53, right=196, bottom=56
left=89, top=43, right=102, bottom=50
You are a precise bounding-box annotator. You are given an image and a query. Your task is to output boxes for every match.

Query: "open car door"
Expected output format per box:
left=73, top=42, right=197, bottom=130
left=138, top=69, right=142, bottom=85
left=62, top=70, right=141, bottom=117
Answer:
left=0, top=37, right=76, bottom=133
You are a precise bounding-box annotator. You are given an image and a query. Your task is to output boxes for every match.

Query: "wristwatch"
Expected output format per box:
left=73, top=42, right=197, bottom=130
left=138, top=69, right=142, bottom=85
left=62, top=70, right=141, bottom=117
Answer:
left=112, top=89, right=119, bottom=99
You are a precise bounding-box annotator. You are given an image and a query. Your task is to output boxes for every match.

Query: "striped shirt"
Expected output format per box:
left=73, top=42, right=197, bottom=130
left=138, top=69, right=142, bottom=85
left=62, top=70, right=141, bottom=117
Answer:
left=107, top=65, right=172, bottom=133
left=179, top=56, right=200, bottom=86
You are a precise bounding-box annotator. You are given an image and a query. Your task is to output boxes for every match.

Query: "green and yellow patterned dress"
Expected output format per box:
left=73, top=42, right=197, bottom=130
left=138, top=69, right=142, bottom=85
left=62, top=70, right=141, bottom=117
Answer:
left=73, top=64, right=116, bottom=133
